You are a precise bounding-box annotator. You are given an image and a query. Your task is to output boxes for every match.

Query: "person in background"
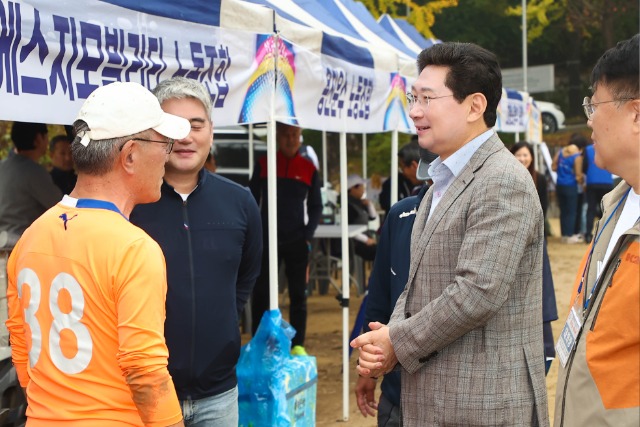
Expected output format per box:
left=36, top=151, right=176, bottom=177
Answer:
left=249, top=122, right=322, bottom=356
left=131, top=76, right=262, bottom=427
left=554, top=33, right=639, bottom=427
left=570, top=134, right=589, bottom=239
left=6, top=81, right=189, bottom=426
left=0, top=122, right=62, bottom=245
left=510, top=141, right=559, bottom=374
left=355, top=147, right=435, bottom=427
left=581, top=136, right=613, bottom=243
left=49, top=134, right=77, bottom=195
left=346, top=174, right=378, bottom=262
left=379, top=139, right=423, bottom=215
left=352, top=41, right=548, bottom=426
left=366, top=172, right=383, bottom=211
left=511, top=142, right=548, bottom=217
left=0, top=123, right=63, bottom=349
left=552, top=135, right=584, bottom=243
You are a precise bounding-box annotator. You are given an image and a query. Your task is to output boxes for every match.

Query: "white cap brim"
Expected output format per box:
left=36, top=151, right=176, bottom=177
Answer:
left=153, top=111, right=191, bottom=140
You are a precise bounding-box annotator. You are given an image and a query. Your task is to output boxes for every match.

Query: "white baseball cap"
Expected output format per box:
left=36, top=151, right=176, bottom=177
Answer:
left=347, top=174, right=365, bottom=190
left=75, top=81, right=190, bottom=146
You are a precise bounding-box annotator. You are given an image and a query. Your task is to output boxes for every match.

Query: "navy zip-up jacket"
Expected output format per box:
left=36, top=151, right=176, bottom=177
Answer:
left=249, top=150, right=322, bottom=243
left=130, top=170, right=262, bottom=400
left=364, top=186, right=427, bottom=406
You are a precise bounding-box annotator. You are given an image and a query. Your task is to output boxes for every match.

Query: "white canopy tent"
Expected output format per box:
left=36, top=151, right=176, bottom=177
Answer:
left=1, top=1, right=541, bottom=421
left=1, top=0, right=422, bottom=420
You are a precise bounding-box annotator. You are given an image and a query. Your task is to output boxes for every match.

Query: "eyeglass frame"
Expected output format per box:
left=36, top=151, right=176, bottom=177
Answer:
left=406, top=92, right=455, bottom=110
left=582, top=96, right=635, bottom=120
left=119, top=137, right=175, bottom=154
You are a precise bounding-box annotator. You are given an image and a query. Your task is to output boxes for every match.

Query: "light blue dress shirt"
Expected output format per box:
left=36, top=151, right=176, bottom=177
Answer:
left=427, top=129, right=494, bottom=220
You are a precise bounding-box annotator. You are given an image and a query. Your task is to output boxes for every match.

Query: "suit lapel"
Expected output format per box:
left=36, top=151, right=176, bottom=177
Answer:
left=411, top=188, right=432, bottom=250
left=405, top=134, right=505, bottom=290
left=404, top=191, right=431, bottom=300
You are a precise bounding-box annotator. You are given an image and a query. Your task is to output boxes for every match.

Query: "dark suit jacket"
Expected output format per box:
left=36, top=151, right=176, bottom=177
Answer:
left=389, top=134, right=549, bottom=426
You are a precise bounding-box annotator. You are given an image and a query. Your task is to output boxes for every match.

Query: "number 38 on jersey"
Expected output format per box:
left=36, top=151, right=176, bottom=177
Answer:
left=17, top=268, right=93, bottom=375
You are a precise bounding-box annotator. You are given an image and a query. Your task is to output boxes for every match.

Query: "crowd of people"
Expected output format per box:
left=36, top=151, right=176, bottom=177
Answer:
left=552, top=132, right=614, bottom=244
left=0, top=31, right=637, bottom=427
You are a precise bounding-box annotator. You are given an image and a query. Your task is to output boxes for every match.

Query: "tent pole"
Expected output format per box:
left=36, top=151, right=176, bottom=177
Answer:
left=339, top=131, right=350, bottom=422
left=248, top=123, right=254, bottom=176
left=362, top=133, right=367, bottom=180
left=322, top=131, right=328, bottom=188
left=391, top=130, right=399, bottom=205
left=267, top=35, right=280, bottom=311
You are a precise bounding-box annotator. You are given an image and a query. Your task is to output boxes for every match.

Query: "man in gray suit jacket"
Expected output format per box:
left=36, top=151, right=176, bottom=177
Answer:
left=351, top=42, right=549, bottom=426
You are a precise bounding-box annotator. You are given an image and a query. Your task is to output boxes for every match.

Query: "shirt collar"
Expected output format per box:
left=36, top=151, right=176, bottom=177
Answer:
left=428, top=129, right=494, bottom=179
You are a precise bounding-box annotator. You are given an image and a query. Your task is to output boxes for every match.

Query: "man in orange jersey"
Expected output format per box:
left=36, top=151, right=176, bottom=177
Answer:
left=5, top=81, right=190, bottom=426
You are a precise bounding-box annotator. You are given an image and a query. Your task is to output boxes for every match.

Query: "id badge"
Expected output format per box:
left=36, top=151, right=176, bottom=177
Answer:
left=556, top=297, right=584, bottom=368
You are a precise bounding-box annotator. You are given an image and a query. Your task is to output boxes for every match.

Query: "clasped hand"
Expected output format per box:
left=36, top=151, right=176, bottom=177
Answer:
left=350, top=322, right=398, bottom=379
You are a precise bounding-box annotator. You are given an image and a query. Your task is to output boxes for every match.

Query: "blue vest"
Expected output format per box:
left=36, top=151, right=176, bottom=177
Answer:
left=556, top=150, right=578, bottom=186
left=584, top=145, right=613, bottom=185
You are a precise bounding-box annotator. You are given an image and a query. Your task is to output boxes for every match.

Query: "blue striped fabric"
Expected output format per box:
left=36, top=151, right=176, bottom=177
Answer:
left=100, top=0, right=222, bottom=26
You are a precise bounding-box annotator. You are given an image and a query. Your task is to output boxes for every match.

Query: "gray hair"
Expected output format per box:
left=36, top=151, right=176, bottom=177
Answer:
left=71, top=120, right=148, bottom=176
left=152, top=76, right=213, bottom=121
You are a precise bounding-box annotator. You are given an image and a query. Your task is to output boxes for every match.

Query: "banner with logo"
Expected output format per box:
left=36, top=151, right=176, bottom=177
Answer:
left=527, top=98, right=543, bottom=143
left=1, top=0, right=417, bottom=133
left=0, top=0, right=272, bottom=126
left=496, top=88, right=529, bottom=133
left=272, top=36, right=412, bottom=133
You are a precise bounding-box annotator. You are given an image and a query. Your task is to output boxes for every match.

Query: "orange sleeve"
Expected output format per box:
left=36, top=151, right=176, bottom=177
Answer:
left=114, top=238, right=182, bottom=426
left=586, top=241, right=640, bottom=409
left=5, top=243, right=31, bottom=388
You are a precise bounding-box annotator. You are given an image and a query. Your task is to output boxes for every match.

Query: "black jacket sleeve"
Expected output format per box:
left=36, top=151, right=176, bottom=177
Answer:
left=304, top=169, right=322, bottom=241
left=235, top=192, right=263, bottom=317
left=536, top=173, right=548, bottom=217
left=379, top=177, right=391, bottom=213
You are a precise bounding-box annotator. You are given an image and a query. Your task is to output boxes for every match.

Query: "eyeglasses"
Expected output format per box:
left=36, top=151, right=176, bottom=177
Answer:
left=120, top=138, right=175, bottom=154
left=582, top=96, right=635, bottom=120
left=406, top=92, right=454, bottom=110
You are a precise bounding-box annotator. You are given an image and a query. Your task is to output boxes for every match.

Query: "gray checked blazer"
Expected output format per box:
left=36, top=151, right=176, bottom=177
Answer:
left=388, top=133, right=549, bottom=426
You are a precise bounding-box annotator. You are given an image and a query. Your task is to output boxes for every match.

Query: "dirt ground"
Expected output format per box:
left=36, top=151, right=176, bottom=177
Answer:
left=242, top=218, right=587, bottom=426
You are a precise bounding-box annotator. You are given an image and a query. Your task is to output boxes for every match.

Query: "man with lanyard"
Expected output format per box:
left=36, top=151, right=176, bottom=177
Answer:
left=554, top=34, right=639, bottom=426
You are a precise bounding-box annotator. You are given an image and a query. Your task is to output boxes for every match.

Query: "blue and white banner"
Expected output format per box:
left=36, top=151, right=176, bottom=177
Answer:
left=496, top=88, right=528, bottom=133
left=282, top=38, right=412, bottom=133
left=0, top=0, right=269, bottom=126
left=0, top=0, right=414, bottom=133
left=527, top=98, right=543, bottom=142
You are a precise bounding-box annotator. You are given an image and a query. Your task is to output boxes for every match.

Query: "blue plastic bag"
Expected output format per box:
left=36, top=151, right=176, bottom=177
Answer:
left=237, top=309, right=296, bottom=427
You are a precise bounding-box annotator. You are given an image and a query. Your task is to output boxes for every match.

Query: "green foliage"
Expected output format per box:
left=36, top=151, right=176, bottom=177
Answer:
left=0, top=122, right=11, bottom=160
left=431, top=0, right=524, bottom=68
left=506, top=0, right=564, bottom=42
left=360, top=0, right=458, bottom=39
